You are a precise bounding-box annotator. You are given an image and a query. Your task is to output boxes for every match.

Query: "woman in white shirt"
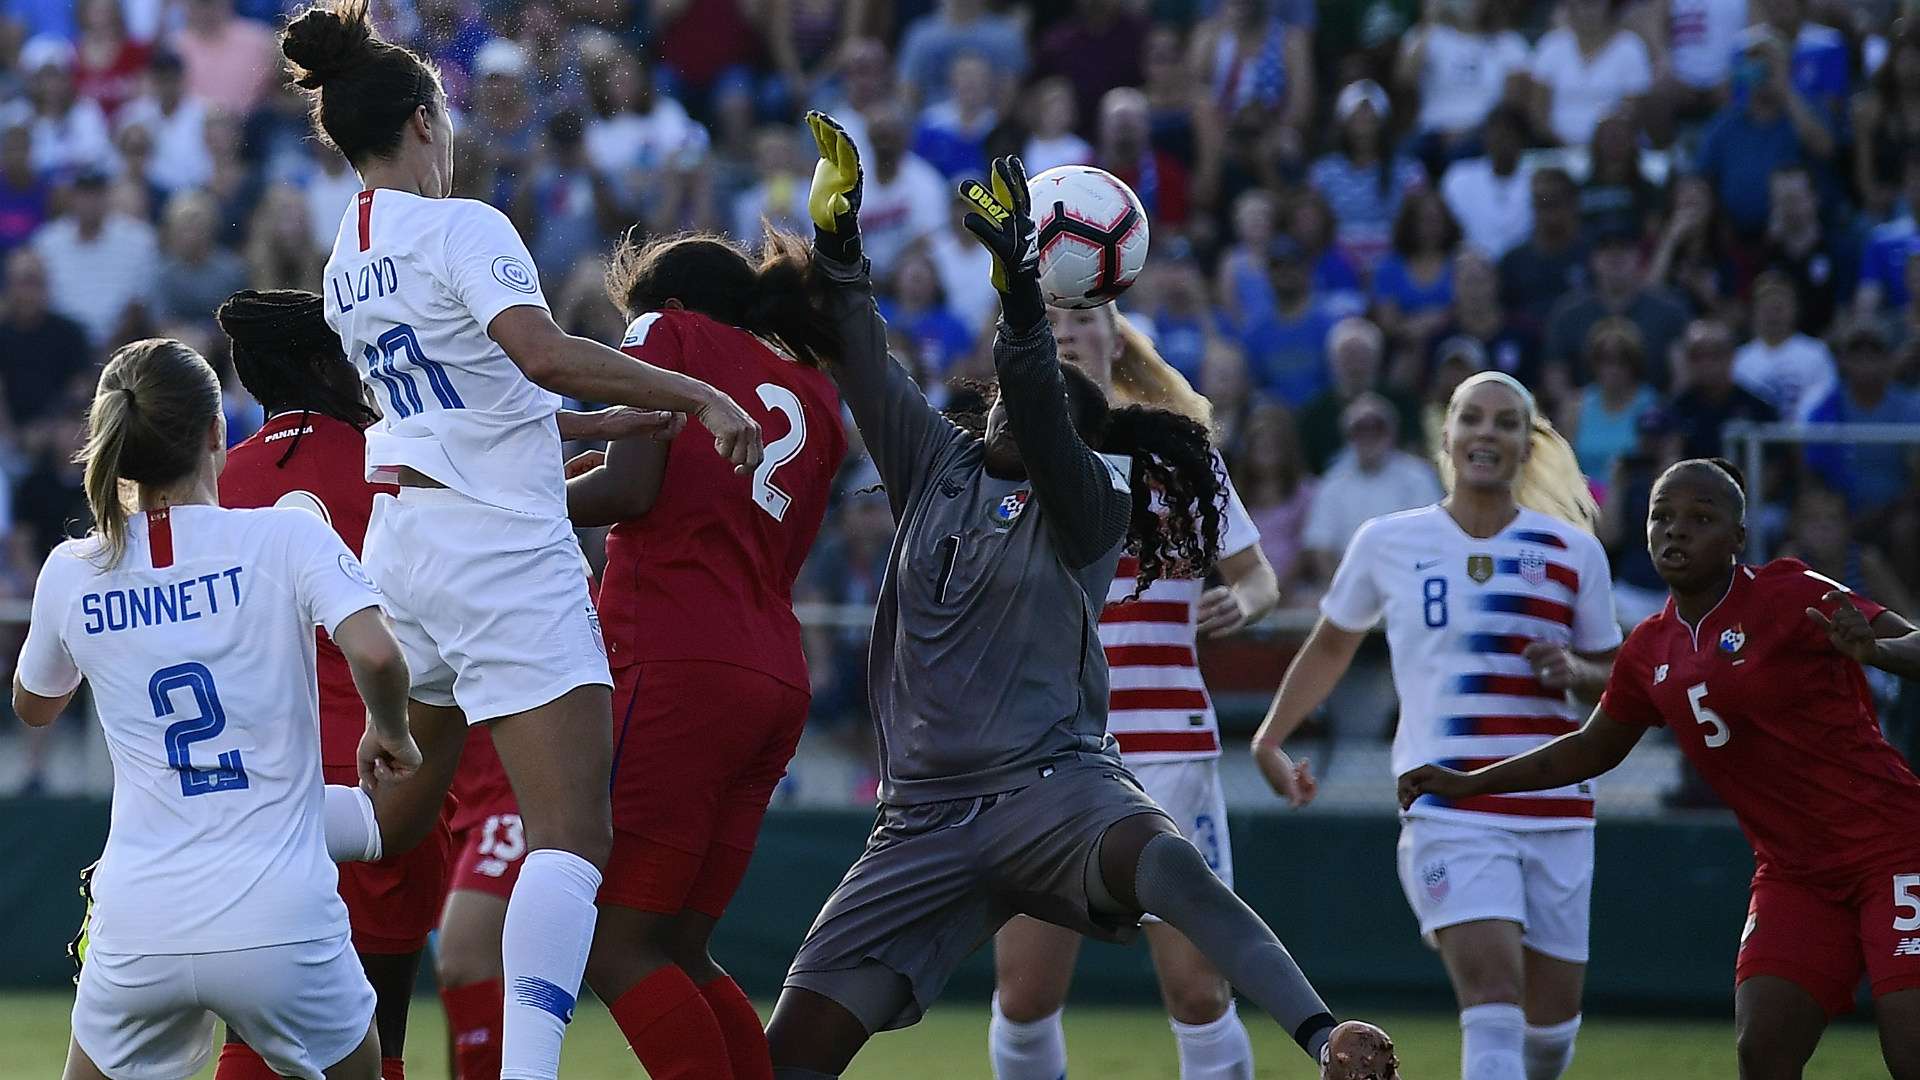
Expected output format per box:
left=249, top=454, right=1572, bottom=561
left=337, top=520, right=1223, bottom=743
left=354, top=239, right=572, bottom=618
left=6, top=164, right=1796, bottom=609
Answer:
left=1529, top=0, right=1654, bottom=147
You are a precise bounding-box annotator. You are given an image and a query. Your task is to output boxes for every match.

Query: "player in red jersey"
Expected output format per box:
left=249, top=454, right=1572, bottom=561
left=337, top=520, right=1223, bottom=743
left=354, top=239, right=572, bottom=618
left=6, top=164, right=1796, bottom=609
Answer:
left=211, top=289, right=452, bottom=1080
left=562, top=229, right=845, bottom=1080
left=1402, top=458, right=1920, bottom=1080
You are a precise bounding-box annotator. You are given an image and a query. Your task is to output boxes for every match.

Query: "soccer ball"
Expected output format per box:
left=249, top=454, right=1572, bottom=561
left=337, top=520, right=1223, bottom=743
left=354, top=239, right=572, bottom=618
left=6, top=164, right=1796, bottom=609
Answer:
left=1028, top=165, right=1150, bottom=309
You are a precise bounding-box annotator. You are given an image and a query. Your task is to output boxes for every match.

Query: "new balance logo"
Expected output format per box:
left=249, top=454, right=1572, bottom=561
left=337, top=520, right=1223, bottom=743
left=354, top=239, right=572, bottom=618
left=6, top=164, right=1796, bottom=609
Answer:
left=1654, top=664, right=1669, bottom=685
left=1896, top=938, right=1920, bottom=957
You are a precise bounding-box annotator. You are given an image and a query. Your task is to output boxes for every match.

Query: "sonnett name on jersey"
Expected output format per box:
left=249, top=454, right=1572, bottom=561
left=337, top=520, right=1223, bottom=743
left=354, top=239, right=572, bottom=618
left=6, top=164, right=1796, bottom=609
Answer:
left=82, top=567, right=245, bottom=635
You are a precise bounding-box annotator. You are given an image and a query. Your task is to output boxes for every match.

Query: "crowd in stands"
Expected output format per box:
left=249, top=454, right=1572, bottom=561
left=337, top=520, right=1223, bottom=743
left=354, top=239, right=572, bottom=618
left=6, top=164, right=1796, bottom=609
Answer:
left=4, top=0, right=1920, bottom=786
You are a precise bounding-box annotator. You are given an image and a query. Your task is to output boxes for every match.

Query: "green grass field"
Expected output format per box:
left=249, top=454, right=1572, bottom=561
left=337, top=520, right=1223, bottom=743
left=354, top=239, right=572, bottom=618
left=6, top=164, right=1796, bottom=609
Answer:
left=0, top=992, right=1893, bottom=1078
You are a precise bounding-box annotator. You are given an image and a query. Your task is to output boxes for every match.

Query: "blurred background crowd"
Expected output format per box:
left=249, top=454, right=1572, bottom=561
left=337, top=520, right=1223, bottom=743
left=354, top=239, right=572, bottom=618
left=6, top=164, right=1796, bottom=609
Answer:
left=1, top=0, right=1917, bottom=803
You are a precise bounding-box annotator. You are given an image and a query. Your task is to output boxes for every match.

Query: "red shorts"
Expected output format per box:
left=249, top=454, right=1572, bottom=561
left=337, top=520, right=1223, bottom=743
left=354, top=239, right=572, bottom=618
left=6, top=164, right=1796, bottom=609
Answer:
left=322, top=765, right=455, bottom=955
left=599, top=660, right=809, bottom=918
left=1737, top=860, right=1920, bottom=1016
left=443, top=727, right=526, bottom=902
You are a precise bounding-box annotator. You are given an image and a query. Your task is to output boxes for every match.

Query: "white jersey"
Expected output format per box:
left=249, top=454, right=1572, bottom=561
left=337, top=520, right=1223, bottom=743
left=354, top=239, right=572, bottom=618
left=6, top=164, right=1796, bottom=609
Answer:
left=324, top=189, right=565, bottom=517
left=16, top=506, right=383, bottom=953
left=1321, top=505, right=1620, bottom=830
left=1103, top=458, right=1261, bottom=764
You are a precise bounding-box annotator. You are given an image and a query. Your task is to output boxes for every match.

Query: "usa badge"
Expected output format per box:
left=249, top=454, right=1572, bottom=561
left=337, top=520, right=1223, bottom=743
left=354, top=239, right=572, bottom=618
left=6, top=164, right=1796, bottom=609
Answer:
left=1467, top=554, right=1494, bottom=583
left=1518, top=550, right=1547, bottom=587
left=1422, top=861, right=1449, bottom=902
left=1719, top=625, right=1746, bottom=654
left=990, top=490, right=1030, bottom=529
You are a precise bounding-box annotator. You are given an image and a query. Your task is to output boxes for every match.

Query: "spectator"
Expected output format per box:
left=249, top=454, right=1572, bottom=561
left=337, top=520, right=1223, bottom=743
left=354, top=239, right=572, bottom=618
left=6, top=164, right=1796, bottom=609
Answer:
left=1371, top=188, right=1459, bottom=366
left=1754, top=0, right=1850, bottom=135
left=1035, top=0, right=1147, bottom=128
left=155, top=188, right=246, bottom=325
left=855, top=103, right=948, bottom=282
left=467, top=39, right=541, bottom=206
left=1734, top=269, right=1837, bottom=416
left=1021, top=77, right=1094, bottom=175
left=1217, top=187, right=1279, bottom=326
left=242, top=182, right=320, bottom=291
left=1427, top=248, right=1541, bottom=387
left=1140, top=24, right=1224, bottom=211
left=1199, top=336, right=1257, bottom=454
left=1693, top=24, right=1835, bottom=238
left=4, top=36, right=114, bottom=181
left=1296, top=316, right=1421, bottom=472
left=0, top=121, right=50, bottom=257
left=414, top=0, right=492, bottom=107
left=1667, top=317, right=1779, bottom=458
left=1562, top=317, right=1662, bottom=484
left=107, top=120, right=164, bottom=223
left=1095, top=86, right=1191, bottom=228
left=515, top=109, right=621, bottom=275
left=1645, top=173, right=1736, bottom=320
left=169, top=0, right=278, bottom=116
left=1580, top=109, right=1660, bottom=239
left=1597, top=407, right=1684, bottom=626
left=0, top=248, right=89, bottom=428
left=1528, top=0, right=1653, bottom=147
left=764, top=0, right=871, bottom=110
left=198, top=110, right=263, bottom=246
left=1188, top=0, right=1313, bottom=142
left=1301, top=392, right=1443, bottom=581
left=650, top=0, right=765, bottom=112
left=31, top=168, right=158, bottom=347
left=1644, top=0, right=1751, bottom=122
left=878, top=249, right=973, bottom=380
left=1850, top=20, right=1920, bottom=220
left=1439, top=103, right=1534, bottom=259
left=581, top=50, right=710, bottom=234
left=1781, top=484, right=1918, bottom=617
left=71, top=0, right=149, bottom=123
left=1308, top=79, right=1423, bottom=276
left=1545, top=223, right=1691, bottom=391
left=1497, top=167, right=1588, bottom=329
left=926, top=197, right=998, bottom=332
left=1854, top=148, right=1920, bottom=315
left=1804, top=318, right=1920, bottom=516
left=731, top=126, right=810, bottom=244
left=117, top=51, right=212, bottom=196
left=1884, top=250, right=1920, bottom=351
left=810, top=37, right=893, bottom=160
left=896, top=0, right=1027, bottom=105
left=912, top=51, right=998, bottom=181
left=1395, top=0, right=1529, bottom=167
left=1239, top=235, right=1345, bottom=406
left=303, top=147, right=360, bottom=254
left=1136, top=255, right=1212, bottom=383
left=1763, top=163, right=1848, bottom=334
left=1231, top=402, right=1317, bottom=604
left=1286, top=188, right=1364, bottom=315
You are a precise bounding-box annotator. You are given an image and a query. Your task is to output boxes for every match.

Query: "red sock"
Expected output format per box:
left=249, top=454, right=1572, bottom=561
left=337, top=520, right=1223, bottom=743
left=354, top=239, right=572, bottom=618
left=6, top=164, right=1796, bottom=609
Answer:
left=380, top=1056, right=405, bottom=1080
left=700, top=974, right=773, bottom=1080
left=607, top=966, right=732, bottom=1080
left=439, top=978, right=503, bottom=1080
left=214, top=1043, right=279, bottom=1080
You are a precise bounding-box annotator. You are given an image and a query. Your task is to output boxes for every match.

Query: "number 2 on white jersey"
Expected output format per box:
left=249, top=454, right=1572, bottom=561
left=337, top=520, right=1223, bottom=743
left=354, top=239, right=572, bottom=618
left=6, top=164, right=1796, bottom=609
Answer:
left=751, top=382, right=807, bottom=521
left=1686, top=682, right=1730, bottom=748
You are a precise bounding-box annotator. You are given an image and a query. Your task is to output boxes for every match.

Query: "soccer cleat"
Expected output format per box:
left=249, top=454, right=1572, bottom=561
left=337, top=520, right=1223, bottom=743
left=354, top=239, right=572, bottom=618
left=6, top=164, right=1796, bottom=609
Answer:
left=67, top=861, right=97, bottom=986
left=1319, top=1020, right=1400, bottom=1080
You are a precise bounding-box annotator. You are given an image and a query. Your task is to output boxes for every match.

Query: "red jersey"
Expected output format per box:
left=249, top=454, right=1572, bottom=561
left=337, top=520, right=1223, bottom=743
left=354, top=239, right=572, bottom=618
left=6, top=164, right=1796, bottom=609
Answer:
left=219, top=412, right=397, bottom=771
left=597, top=309, right=846, bottom=691
left=1600, top=559, right=1920, bottom=883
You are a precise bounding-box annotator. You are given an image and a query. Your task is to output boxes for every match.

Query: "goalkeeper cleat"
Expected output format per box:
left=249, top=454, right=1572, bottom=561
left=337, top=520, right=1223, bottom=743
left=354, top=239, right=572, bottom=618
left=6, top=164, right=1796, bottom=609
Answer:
left=67, top=860, right=97, bottom=986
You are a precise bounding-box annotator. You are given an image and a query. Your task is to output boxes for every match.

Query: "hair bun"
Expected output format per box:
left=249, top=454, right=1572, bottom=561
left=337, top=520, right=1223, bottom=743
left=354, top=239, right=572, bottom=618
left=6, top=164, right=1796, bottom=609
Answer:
left=281, top=0, right=375, bottom=90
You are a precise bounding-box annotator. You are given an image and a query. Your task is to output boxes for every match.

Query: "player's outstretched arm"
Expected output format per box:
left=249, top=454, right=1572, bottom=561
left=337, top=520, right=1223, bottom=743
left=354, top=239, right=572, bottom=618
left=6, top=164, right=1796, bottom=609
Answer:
left=334, top=606, right=419, bottom=788
left=488, top=305, right=763, bottom=475
left=1398, top=708, right=1644, bottom=809
left=1811, top=600, right=1920, bottom=681
left=1251, top=617, right=1367, bottom=807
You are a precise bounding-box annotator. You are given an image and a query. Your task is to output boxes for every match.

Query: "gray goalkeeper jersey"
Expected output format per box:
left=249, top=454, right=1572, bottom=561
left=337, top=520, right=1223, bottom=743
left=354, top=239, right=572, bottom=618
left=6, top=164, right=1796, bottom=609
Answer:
left=816, top=250, right=1132, bottom=804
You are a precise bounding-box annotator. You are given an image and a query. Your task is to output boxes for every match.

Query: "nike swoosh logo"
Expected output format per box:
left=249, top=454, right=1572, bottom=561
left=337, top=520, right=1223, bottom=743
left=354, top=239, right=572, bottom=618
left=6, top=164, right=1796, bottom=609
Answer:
left=1416, top=559, right=1442, bottom=571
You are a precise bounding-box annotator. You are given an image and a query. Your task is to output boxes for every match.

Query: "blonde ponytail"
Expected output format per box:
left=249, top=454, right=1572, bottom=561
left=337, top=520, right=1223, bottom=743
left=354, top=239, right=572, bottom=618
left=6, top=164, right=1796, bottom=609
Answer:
left=78, top=340, right=223, bottom=567
left=1439, top=372, right=1599, bottom=532
left=1110, top=310, right=1213, bottom=429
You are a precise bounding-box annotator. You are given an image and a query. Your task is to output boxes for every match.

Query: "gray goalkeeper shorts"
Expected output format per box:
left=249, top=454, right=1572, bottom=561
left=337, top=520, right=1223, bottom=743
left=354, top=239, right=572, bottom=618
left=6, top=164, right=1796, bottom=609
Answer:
left=784, top=754, right=1170, bottom=1031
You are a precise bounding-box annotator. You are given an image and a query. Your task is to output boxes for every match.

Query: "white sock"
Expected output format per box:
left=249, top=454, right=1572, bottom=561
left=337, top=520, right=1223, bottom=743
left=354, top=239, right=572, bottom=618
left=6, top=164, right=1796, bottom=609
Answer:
left=1169, top=1001, right=1254, bottom=1080
left=989, top=993, right=1067, bottom=1080
left=498, top=848, right=601, bottom=1080
left=1524, top=1015, right=1580, bottom=1080
left=322, top=785, right=380, bottom=862
left=1460, top=1003, right=1527, bottom=1080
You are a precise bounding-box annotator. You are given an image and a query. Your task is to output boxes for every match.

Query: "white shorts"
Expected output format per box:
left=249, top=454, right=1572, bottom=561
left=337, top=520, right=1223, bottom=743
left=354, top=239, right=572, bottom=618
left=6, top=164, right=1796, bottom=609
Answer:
left=366, top=487, right=611, bottom=723
left=1132, top=759, right=1233, bottom=924
left=1395, top=816, right=1593, bottom=964
left=71, top=933, right=373, bottom=1080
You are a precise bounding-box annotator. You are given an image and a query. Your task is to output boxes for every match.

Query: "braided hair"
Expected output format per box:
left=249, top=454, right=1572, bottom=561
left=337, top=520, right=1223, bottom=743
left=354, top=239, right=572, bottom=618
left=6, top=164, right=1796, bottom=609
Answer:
left=945, top=366, right=1224, bottom=596
left=215, top=289, right=374, bottom=466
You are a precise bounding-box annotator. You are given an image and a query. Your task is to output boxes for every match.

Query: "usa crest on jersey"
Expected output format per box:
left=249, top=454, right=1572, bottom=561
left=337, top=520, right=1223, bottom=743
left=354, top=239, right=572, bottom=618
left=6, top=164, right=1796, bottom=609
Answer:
left=1519, top=549, right=1547, bottom=587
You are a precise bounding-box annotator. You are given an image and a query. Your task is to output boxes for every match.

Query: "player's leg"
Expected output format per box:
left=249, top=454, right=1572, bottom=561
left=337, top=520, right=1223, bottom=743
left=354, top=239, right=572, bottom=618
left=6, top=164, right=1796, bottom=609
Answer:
left=1432, top=921, right=1528, bottom=1080
left=1142, top=923, right=1251, bottom=1080
left=585, top=904, right=731, bottom=1080
left=437, top=887, right=510, bottom=1080
left=362, top=951, right=423, bottom=1077
left=1519, top=950, right=1584, bottom=1080
left=990, top=916, right=1081, bottom=1080
left=1733, top=977, right=1827, bottom=1079
left=321, top=1023, right=383, bottom=1080
left=1516, top=827, right=1591, bottom=1080
left=1874, top=989, right=1920, bottom=1079
left=1859, top=862, right=1920, bottom=1079
left=60, top=1040, right=110, bottom=1080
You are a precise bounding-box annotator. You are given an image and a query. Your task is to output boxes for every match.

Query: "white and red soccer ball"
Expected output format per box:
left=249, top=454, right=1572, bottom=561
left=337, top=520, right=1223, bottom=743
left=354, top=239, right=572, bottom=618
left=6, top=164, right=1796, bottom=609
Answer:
left=1027, top=165, right=1149, bottom=310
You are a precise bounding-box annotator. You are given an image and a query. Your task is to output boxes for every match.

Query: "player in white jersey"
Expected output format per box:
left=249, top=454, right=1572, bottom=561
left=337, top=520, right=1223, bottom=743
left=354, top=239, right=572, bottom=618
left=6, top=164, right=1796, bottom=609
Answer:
left=278, top=6, right=763, bottom=1078
left=991, top=304, right=1284, bottom=1080
left=17, top=339, right=419, bottom=1080
left=1252, top=372, right=1620, bottom=1080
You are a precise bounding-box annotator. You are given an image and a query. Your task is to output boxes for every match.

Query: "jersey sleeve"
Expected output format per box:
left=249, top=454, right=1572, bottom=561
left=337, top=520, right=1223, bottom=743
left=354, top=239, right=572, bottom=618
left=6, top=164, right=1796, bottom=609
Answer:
left=1597, top=626, right=1664, bottom=729
left=1319, top=519, right=1385, bottom=632
left=283, top=511, right=384, bottom=636
left=1569, top=531, right=1625, bottom=653
left=618, top=311, right=690, bottom=375
left=439, top=200, right=549, bottom=333
left=1216, top=456, right=1262, bottom=560
left=16, top=551, right=81, bottom=698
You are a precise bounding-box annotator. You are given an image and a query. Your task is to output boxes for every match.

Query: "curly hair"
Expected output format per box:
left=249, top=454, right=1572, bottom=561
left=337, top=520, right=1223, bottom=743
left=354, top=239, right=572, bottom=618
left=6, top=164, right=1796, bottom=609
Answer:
left=604, top=228, right=840, bottom=368
left=946, top=367, right=1224, bottom=596
left=216, top=289, right=373, bottom=467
